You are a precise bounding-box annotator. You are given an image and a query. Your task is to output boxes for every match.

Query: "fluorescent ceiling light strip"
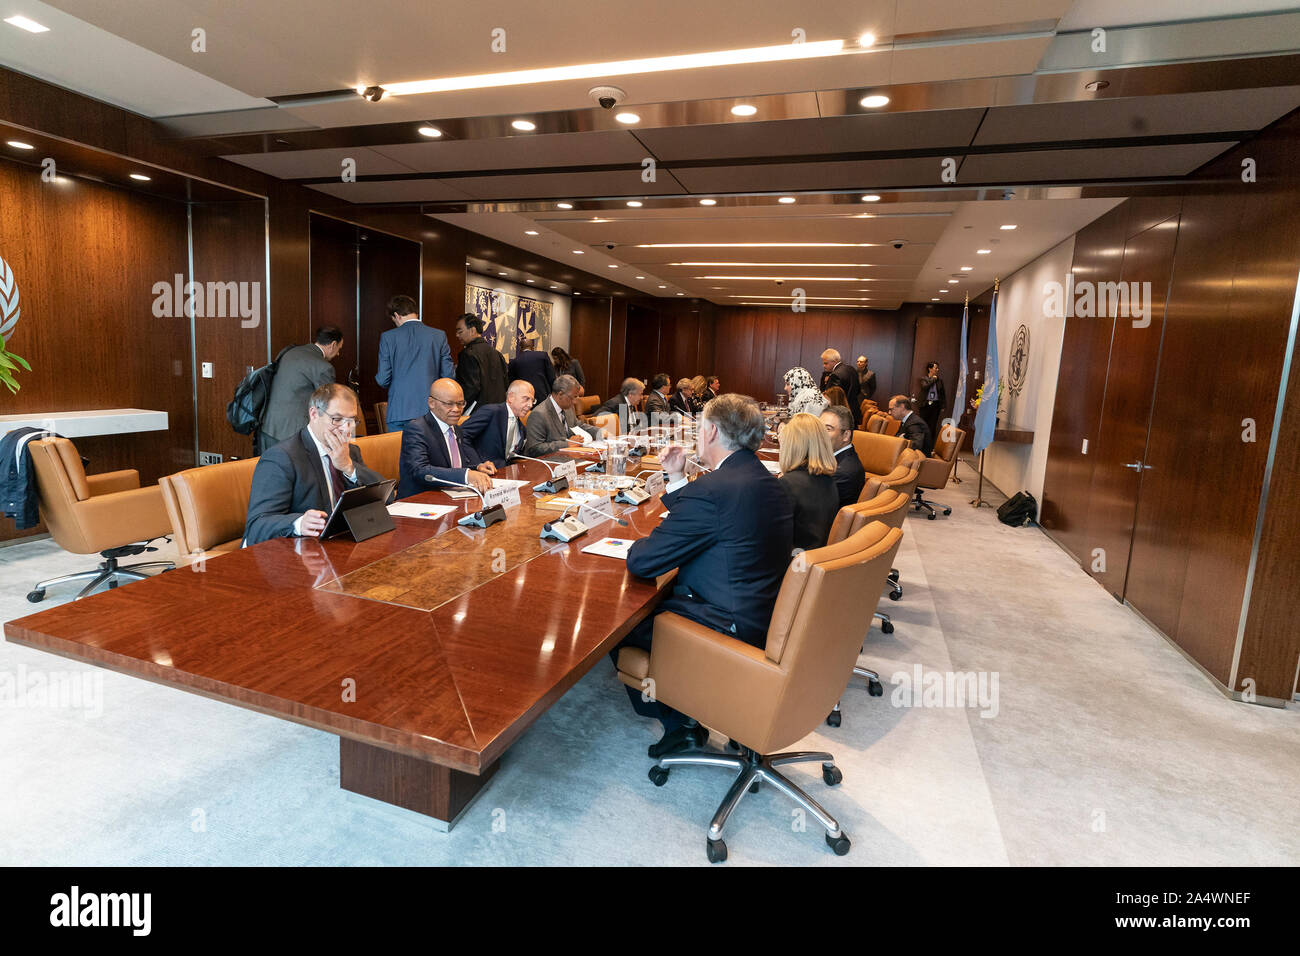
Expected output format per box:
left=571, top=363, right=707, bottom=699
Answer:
left=697, top=275, right=873, bottom=281
left=382, top=40, right=845, bottom=95
left=638, top=242, right=877, bottom=248
left=670, top=262, right=877, bottom=267
left=4, top=15, right=49, bottom=32
left=729, top=295, right=875, bottom=301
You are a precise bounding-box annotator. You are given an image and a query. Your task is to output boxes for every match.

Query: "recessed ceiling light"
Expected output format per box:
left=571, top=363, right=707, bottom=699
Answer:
left=939, top=289, right=950, bottom=293
left=960, top=266, right=973, bottom=271
left=574, top=291, right=581, bottom=295
left=608, top=264, right=618, bottom=268
left=858, top=32, right=876, bottom=48
left=948, top=279, right=958, bottom=284
left=626, top=200, right=642, bottom=207
left=526, top=279, right=534, bottom=283
left=931, top=298, right=939, bottom=301
left=6, top=140, right=35, bottom=150
left=4, top=15, right=49, bottom=33
left=778, top=197, right=796, bottom=204
left=1000, top=224, right=1017, bottom=230
left=524, top=230, right=539, bottom=235
left=977, top=249, right=991, bottom=254
left=417, top=125, right=442, bottom=138
left=550, top=285, right=558, bottom=289
left=511, top=119, right=536, bottom=131
left=731, top=104, right=758, bottom=117
left=699, top=198, right=716, bottom=206
left=676, top=292, right=684, bottom=296
left=498, top=271, right=508, bottom=276
left=614, top=112, right=640, bottom=124
left=861, top=194, right=881, bottom=202
left=859, top=94, right=890, bottom=109
left=572, top=250, right=584, bottom=254
left=557, top=202, right=573, bottom=209
left=636, top=276, right=645, bottom=279
left=129, top=173, right=152, bottom=181
left=658, top=285, right=667, bottom=289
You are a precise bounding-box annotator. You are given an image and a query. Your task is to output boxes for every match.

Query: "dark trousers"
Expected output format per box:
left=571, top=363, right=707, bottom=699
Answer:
left=611, top=615, right=687, bottom=732
left=921, top=402, right=943, bottom=439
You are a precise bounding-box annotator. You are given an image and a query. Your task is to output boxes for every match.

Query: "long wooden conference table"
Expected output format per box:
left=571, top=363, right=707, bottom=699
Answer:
left=3, top=454, right=674, bottom=830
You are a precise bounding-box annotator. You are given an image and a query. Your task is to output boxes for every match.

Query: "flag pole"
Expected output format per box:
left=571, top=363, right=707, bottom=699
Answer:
left=970, top=278, right=999, bottom=508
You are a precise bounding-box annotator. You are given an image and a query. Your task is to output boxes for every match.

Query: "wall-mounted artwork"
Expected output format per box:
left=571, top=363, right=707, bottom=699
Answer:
left=465, top=282, right=553, bottom=360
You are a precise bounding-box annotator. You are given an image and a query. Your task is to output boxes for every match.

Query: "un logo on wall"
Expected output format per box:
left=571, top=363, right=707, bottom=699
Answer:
left=0, top=255, right=19, bottom=340
left=1008, top=324, right=1030, bottom=397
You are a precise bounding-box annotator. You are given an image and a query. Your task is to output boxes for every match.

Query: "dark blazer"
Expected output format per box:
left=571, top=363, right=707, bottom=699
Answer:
left=244, top=429, right=383, bottom=546
left=821, top=362, right=862, bottom=424
left=644, top=389, right=672, bottom=423
left=555, top=357, right=585, bottom=388
left=668, top=391, right=695, bottom=417
left=377, top=322, right=454, bottom=428
left=900, top=411, right=935, bottom=457
left=859, top=369, right=877, bottom=400
left=524, top=396, right=598, bottom=455
left=459, top=402, right=526, bottom=468
left=779, top=467, right=840, bottom=553
left=594, top=395, right=645, bottom=432
left=398, top=412, right=485, bottom=498
left=261, top=343, right=335, bottom=444
left=509, top=349, right=556, bottom=402
left=627, top=450, right=794, bottom=648
left=831, top=444, right=866, bottom=508
left=455, top=337, right=508, bottom=409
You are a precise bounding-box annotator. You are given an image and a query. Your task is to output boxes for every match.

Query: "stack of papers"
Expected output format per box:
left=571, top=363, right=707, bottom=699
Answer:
left=581, top=537, right=635, bottom=560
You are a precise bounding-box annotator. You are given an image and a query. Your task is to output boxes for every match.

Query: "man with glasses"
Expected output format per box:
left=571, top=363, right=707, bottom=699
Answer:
left=524, top=374, right=600, bottom=455
left=397, top=378, right=496, bottom=498
left=244, top=384, right=383, bottom=546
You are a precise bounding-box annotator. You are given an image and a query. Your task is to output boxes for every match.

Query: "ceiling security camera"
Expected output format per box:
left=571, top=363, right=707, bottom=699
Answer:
left=589, top=86, right=627, bottom=110
left=775, top=279, right=784, bottom=286
left=890, top=239, right=906, bottom=249
left=604, top=241, right=617, bottom=250
left=362, top=86, right=385, bottom=102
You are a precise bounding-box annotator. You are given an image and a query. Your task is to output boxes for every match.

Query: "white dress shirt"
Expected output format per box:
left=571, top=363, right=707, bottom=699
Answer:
left=292, top=427, right=357, bottom=536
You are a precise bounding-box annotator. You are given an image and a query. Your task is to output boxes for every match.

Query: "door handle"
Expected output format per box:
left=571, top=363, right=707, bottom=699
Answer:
left=1123, top=461, right=1142, bottom=470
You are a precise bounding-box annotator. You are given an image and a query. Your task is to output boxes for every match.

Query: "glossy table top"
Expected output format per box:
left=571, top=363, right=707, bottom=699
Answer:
left=3, top=459, right=671, bottom=773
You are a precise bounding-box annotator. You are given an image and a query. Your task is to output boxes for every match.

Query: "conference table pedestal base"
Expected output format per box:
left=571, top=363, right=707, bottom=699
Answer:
left=339, top=738, right=499, bottom=832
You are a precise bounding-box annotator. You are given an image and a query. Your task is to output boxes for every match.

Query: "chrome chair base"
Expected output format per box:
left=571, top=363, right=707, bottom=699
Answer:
left=30, top=557, right=175, bottom=603
left=650, top=744, right=849, bottom=862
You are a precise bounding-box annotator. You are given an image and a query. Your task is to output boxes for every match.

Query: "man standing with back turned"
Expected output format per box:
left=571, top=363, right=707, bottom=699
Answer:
left=260, top=326, right=342, bottom=453
left=617, top=394, right=794, bottom=757
left=377, top=294, right=454, bottom=433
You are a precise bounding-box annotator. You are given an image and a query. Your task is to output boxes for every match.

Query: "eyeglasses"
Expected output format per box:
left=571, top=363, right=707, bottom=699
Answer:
left=325, top=414, right=361, bottom=427
left=431, top=397, right=466, bottom=409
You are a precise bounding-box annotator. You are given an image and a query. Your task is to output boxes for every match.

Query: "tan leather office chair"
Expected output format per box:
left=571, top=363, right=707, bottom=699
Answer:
left=374, top=402, right=388, bottom=433
left=352, top=432, right=401, bottom=483
left=160, top=458, right=260, bottom=567
left=577, top=394, right=602, bottom=416
left=25, top=438, right=175, bottom=601
left=914, top=427, right=966, bottom=519
left=590, top=412, right=620, bottom=438
left=865, top=413, right=887, bottom=434
left=851, top=429, right=906, bottom=478
left=824, top=491, right=910, bottom=727
left=620, top=520, right=903, bottom=862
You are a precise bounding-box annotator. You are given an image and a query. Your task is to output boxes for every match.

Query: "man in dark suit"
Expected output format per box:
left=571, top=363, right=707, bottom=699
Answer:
left=453, top=312, right=508, bottom=410
left=244, top=384, right=383, bottom=546
left=889, top=394, right=935, bottom=457
left=643, top=373, right=673, bottom=425
left=668, top=378, right=696, bottom=418
left=704, top=375, right=721, bottom=402
left=524, top=374, right=600, bottom=455
left=507, top=331, right=556, bottom=402
left=377, top=294, right=454, bottom=433
left=260, top=327, right=342, bottom=452
left=820, top=405, right=865, bottom=507
left=819, top=348, right=862, bottom=425
left=459, top=379, right=536, bottom=468
left=619, top=394, right=794, bottom=755
left=398, top=378, right=496, bottom=498
left=856, top=356, right=877, bottom=402
left=917, top=362, right=947, bottom=442
left=594, top=377, right=646, bottom=432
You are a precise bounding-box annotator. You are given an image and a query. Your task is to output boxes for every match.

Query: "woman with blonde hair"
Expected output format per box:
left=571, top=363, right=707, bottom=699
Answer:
left=777, top=412, right=841, bottom=552
left=689, top=374, right=708, bottom=413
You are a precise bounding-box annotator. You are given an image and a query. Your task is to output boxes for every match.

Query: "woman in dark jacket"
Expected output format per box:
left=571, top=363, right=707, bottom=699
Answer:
left=551, top=347, right=586, bottom=390
left=777, top=412, right=841, bottom=553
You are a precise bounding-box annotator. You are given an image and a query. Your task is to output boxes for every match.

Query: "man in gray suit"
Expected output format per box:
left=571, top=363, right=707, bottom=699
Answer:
left=377, top=294, right=455, bottom=432
left=260, top=327, right=342, bottom=453
left=644, top=373, right=675, bottom=426
left=524, top=374, right=600, bottom=455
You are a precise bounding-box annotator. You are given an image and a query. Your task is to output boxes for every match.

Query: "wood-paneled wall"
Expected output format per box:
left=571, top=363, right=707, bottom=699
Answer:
left=1042, top=110, right=1300, bottom=701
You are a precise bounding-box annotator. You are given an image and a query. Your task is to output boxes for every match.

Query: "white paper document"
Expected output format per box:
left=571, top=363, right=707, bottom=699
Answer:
left=387, top=502, right=458, bottom=520
left=581, top=537, right=635, bottom=560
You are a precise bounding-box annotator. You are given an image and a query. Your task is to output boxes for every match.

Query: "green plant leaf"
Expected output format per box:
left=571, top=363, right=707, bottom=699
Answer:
left=9, top=351, right=29, bottom=370
left=0, top=353, right=16, bottom=370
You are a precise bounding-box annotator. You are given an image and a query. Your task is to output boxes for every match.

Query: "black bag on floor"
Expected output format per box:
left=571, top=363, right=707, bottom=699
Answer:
left=997, top=491, right=1037, bottom=527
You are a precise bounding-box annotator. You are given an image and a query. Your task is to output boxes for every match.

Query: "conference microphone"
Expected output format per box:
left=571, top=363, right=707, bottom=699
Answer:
left=541, top=500, right=629, bottom=543
left=558, top=500, right=630, bottom=527
left=509, top=453, right=571, bottom=494
left=424, top=473, right=506, bottom=528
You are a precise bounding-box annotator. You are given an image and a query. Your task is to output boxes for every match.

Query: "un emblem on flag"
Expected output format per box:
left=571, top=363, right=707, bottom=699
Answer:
left=1008, top=324, right=1030, bottom=397
left=0, top=255, right=19, bottom=340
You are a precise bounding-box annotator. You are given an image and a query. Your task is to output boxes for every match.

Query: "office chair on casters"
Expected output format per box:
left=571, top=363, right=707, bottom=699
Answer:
left=617, top=521, right=903, bottom=862
left=823, top=490, right=910, bottom=726
left=25, top=438, right=175, bottom=602
left=913, top=427, right=966, bottom=519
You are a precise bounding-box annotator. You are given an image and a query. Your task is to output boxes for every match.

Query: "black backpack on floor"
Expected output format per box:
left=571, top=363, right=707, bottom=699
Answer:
left=997, top=491, right=1037, bottom=527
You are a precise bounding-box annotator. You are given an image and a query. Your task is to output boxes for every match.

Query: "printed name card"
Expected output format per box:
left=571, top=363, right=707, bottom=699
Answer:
left=483, top=484, right=522, bottom=511
left=644, top=471, right=665, bottom=497
left=577, top=503, right=614, bottom=528
left=555, top=460, right=579, bottom=483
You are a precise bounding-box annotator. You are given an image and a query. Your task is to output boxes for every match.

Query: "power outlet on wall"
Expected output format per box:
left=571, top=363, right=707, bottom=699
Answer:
left=198, top=452, right=223, bottom=465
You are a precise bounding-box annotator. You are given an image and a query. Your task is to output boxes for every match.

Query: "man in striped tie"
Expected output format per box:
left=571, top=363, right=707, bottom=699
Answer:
left=397, top=378, right=496, bottom=499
